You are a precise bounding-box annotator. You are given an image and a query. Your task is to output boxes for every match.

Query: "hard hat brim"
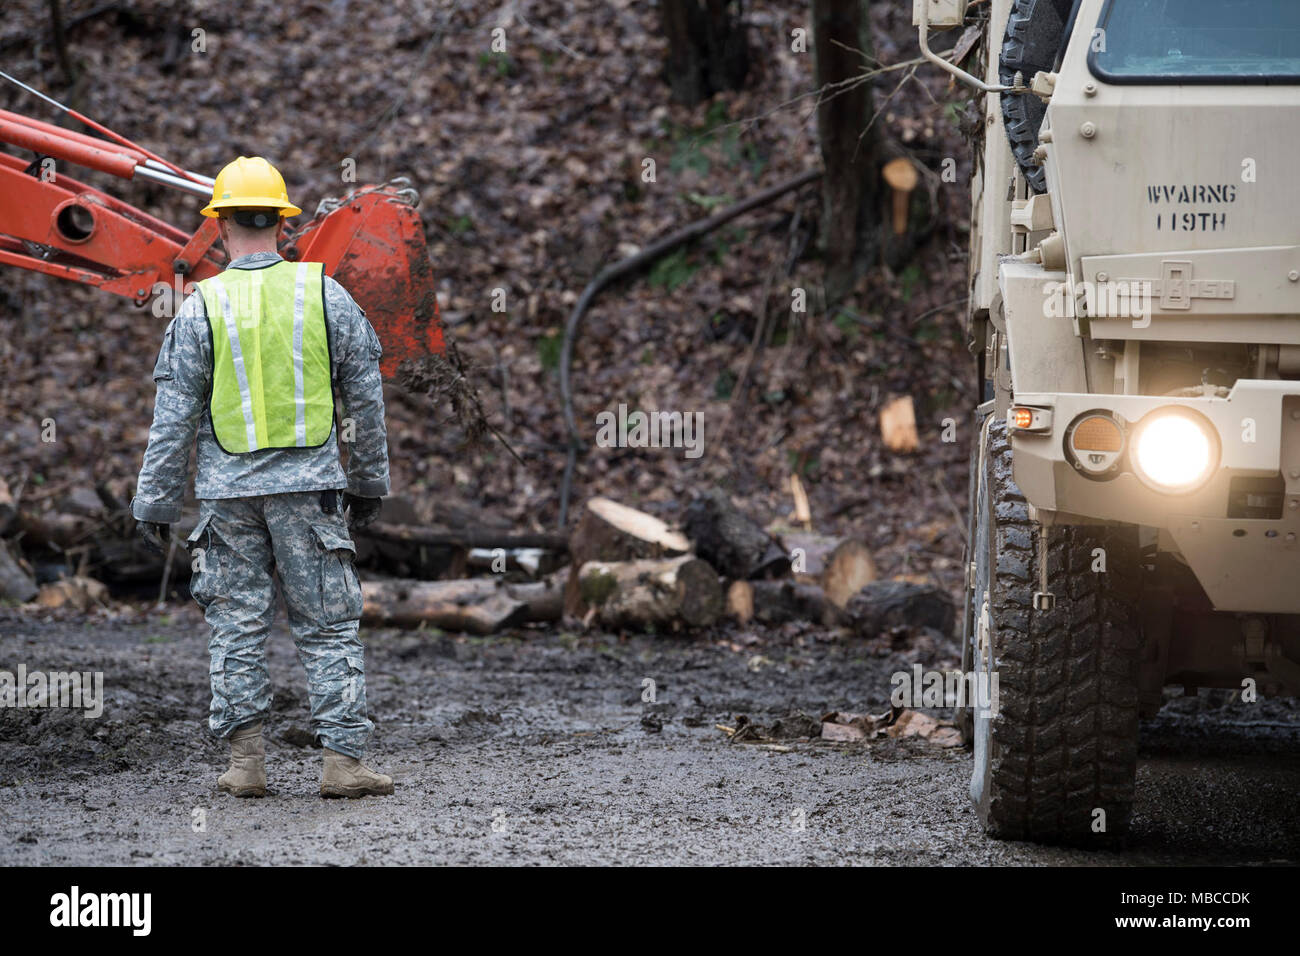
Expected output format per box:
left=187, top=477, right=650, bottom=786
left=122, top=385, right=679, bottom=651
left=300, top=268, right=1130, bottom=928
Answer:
left=200, top=196, right=303, bottom=219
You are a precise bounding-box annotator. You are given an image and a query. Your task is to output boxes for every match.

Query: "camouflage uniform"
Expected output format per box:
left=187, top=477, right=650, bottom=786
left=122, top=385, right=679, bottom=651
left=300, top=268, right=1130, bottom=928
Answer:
left=132, top=252, right=389, bottom=758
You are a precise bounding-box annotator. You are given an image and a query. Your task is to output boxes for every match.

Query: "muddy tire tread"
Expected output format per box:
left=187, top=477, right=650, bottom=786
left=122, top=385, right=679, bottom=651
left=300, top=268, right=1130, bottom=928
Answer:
left=982, top=419, right=1142, bottom=843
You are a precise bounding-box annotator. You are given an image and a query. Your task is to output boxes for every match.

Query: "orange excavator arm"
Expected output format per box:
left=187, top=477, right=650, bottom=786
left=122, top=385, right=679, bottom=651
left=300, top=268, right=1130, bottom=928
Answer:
left=0, top=90, right=444, bottom=379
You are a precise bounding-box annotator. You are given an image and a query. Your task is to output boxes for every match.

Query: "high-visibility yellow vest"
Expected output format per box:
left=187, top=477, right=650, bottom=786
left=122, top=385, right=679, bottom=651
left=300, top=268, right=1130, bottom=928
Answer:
left=197, top=261, right=334, bottom=453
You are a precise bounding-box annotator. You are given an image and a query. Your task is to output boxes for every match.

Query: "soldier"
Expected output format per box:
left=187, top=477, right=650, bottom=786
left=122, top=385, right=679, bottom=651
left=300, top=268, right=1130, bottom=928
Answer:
left=132, top=156, right=393, bottom=798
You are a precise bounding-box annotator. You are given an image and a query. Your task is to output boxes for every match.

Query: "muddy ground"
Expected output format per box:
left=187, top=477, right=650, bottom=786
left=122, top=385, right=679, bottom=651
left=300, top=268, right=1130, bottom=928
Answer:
left=2, top=605, right=1299, bottom=866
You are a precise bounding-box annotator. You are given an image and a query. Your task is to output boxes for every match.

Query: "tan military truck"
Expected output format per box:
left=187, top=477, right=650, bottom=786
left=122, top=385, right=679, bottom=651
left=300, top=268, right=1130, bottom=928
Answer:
left=913, top=0, right=1300, bottom=842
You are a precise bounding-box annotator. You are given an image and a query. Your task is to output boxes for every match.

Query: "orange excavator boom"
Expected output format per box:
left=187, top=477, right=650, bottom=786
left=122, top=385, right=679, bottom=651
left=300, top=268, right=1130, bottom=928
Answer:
left=0, top=81, right=444, bottom=379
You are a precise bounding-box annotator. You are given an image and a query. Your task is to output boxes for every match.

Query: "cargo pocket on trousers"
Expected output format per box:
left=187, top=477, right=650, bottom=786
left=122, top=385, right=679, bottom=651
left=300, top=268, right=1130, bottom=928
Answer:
left=209, top=650, right=229, bottom=712
left=311, top=524, right=363, bottom=625
left=186, top=514, right=218, bottom=608
left=341, top=654, right=364, bottom=710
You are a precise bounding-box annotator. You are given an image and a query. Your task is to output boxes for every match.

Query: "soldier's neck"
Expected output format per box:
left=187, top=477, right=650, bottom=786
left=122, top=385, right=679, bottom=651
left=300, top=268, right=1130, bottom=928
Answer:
left=226, top=239, right=279, bottom=260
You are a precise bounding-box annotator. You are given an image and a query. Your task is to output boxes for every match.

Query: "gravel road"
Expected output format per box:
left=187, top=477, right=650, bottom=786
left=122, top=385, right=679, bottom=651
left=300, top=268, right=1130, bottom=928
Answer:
left=2, top=605, right=1299, bottom=866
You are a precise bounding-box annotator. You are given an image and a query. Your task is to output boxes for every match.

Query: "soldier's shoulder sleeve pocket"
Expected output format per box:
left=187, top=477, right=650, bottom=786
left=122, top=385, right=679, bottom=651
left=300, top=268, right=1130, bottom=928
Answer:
left=153, top=318, right=179, bottom=382
left=363, top=318, right=383, bottom=361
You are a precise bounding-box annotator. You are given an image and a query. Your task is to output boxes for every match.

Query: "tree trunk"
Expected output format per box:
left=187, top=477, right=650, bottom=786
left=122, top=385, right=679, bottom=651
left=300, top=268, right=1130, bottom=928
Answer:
left=659, top=0, right=750, bottom=107
left=49, top=0, right=78, bottom=86
left=575, top=555, right=724, bottom=630
left=361, top=577, right=562, bottom=633
left=812, top=0, right=881, bottom=302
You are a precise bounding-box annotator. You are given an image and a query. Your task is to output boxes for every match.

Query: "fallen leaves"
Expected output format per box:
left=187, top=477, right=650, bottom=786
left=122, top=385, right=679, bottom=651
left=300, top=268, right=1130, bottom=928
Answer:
left=883, top=709, right=963, bottom=748
left=716, top=707, right=963, bottom=749
left=819, top=707, right=962, bottom=747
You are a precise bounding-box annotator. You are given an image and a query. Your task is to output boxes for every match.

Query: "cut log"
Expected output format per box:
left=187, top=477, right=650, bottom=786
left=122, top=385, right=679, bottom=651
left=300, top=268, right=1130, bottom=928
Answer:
left=880, top=395, right=919, bottom=453
left=361, top=577, right=562, bottom=634
left=360, top=522, right=569, bottom=551
left=466, top=547, right=565, bottom=577
left=355, top=499, right=568, bottom=581
left=565, top=497, right=690, bottom=617
left=820, top=539, right=878, bottom=608
left=726, top=578, right=845, bottom=627
left=575, top=555, right=723, bottom=630
left=682, top=489, right=788, bottom=580
left=726, top=579, right=755, bottom=624
left=846, top=579, right=956, bottom=637
left=579, top=497, right=689, bottom=553
left=782, top=533, right=878, bottom=609
left=0, top=540, right=37, bottom=603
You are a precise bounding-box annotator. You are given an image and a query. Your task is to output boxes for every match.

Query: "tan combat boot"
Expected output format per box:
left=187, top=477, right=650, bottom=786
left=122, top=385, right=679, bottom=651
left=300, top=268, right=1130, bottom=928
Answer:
left=320, top=748, right=394, bottom=798
left=217, top=722, right=267, bottom=797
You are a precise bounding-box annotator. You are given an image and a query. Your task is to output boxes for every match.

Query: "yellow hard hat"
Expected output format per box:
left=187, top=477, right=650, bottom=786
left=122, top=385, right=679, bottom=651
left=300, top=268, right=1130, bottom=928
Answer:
left=200, top=156, right=302, bottom=218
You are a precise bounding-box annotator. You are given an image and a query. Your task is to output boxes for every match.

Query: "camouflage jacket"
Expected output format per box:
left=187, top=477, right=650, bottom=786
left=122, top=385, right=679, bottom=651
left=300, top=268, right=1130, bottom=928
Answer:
left=131, top=252, right=390, bottom=524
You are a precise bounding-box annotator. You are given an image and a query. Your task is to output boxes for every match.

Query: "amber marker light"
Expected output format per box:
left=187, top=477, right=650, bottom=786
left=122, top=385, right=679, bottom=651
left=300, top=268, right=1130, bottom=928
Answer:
left=1065, top=412, right=1125, bottom=478
left=1009, top=406, right=1052, bottom=432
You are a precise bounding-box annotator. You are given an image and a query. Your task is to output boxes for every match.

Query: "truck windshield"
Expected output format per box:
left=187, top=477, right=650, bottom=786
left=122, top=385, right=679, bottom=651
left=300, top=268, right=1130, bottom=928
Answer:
left=1089, top=0, right=1300, bottom=83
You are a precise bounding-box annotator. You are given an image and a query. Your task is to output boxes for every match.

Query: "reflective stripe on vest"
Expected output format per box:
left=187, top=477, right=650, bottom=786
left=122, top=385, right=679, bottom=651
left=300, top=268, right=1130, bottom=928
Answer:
left=198, top=261, right=333, bottom=453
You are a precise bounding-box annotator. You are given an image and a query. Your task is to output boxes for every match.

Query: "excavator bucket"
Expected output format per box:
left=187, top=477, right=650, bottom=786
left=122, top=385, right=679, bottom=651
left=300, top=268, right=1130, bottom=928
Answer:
left=289, top=183, right=445, bottom=381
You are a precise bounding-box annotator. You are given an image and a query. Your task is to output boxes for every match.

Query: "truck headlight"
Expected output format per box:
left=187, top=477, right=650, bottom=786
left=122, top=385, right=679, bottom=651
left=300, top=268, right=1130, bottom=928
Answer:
left=1131, top=409, right=1218, bottom=493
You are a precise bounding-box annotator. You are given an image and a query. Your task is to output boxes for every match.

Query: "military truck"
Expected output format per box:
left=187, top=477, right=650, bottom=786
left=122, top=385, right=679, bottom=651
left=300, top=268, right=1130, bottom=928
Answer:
left=913, top=0, right=1300, bottom=842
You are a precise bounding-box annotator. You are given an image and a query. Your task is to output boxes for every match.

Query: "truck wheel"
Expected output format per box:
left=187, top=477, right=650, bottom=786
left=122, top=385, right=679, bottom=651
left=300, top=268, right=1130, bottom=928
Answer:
left=999, top=0, right=1074, bottom=194
left=968, top=417, right=1143, bottom=843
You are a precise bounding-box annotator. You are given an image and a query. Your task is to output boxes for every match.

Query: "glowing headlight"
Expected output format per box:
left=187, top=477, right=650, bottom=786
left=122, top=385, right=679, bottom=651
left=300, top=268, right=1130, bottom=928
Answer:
left=1132, top=410, right=1218, bottom=492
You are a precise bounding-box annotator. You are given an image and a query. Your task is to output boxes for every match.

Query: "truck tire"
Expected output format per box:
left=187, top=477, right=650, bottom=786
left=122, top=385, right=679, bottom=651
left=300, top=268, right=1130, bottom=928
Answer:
left=999, top=0, right=1074, bottom=194
left=967, top=417, right=1143, bottom=843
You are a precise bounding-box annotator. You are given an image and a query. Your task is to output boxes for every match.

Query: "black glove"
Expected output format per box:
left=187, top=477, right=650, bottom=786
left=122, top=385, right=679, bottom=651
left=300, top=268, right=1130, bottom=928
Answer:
left=343, top=493, right=382, bottom=529
left=137, top=520, right=170, bottom=554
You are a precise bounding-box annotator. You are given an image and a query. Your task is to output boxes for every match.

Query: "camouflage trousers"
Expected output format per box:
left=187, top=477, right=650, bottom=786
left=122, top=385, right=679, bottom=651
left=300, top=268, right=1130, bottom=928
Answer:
left=186, top=491, right=372, bottom=758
